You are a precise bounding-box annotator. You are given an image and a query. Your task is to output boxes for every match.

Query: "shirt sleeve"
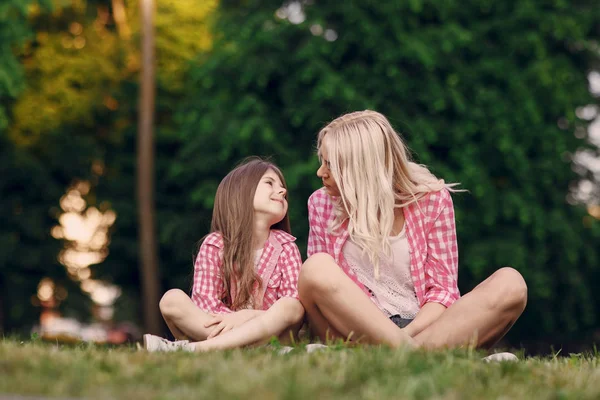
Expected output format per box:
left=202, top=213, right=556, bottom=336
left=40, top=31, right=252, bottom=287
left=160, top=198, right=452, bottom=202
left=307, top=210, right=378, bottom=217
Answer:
left=191, top=241, right=233, bottom=314
left=307, top=193, right=327, bottom=257
left=423, top=189, right=460, bottom=308
left=277, top=243, right=303, bottom=299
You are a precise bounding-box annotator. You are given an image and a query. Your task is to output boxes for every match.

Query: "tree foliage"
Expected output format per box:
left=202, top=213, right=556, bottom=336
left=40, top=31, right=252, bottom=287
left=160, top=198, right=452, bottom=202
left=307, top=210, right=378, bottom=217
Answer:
left=0, top=0, right=80, bottom=333
left=1, top=0, right=218, bottom=331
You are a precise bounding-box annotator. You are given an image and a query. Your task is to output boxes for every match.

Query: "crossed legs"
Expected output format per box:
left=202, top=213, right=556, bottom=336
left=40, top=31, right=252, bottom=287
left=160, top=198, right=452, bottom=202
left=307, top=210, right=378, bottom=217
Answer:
left=159, top=289, right=214, bottom=341
left=159, top=289, right=304, bottom=351
left=298, top=253, right=527, bottom=349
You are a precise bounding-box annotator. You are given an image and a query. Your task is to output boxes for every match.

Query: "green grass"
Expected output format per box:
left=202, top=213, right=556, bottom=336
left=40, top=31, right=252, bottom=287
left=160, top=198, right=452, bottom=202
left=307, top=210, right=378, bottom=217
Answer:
left=1, top=339, right=599, bottom=400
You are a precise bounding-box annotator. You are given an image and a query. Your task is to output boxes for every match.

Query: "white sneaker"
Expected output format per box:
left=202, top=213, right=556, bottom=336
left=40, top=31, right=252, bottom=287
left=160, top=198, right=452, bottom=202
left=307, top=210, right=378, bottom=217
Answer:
left=482, top=352, right=518, bottom=362
left=305, top=343, right=328, bottom=353
left=143, top=334, right=193, bottom=352
left=278, top=346, right=294, bottom=355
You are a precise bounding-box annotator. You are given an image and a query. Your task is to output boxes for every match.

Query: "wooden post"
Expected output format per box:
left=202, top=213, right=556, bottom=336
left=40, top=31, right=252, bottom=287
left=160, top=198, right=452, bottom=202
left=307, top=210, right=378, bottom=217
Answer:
left=137, top=0, right=161, bottom=335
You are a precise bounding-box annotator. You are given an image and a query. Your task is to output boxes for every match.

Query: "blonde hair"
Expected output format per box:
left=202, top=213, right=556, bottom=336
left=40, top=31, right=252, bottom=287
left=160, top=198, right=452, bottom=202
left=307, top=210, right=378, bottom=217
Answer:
left=317, top=110, right=458, bottom=278
left=208, top=157, right=291, bottom=310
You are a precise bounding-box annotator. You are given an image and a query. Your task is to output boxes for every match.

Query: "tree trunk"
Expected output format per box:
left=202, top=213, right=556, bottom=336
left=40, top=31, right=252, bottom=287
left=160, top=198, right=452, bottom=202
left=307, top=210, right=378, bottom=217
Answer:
left=137, top=0, right=161, bottom=335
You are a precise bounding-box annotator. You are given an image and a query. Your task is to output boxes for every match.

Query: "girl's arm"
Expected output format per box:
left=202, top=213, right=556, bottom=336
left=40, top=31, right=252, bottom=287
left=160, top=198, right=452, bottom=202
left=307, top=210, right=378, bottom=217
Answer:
left=202, top=242, right=304, bottom=342
left=191, top=297, right=305, bottom=351
left=278, top=242, right=302, bottom=299
left=191, top=237, right=234, bottom=315
left=204, top=309, right=264, bottom=338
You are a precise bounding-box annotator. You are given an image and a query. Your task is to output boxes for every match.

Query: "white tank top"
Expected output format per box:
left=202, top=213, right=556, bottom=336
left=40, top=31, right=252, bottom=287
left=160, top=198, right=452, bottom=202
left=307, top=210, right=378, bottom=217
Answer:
left=342, top=225, right=420, bottom=318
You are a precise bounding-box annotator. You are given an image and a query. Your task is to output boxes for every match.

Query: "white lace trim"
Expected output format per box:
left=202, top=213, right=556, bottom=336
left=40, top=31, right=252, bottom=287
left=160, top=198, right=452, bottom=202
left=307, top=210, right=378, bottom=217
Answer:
left=343, top=226, right=420, bottom=319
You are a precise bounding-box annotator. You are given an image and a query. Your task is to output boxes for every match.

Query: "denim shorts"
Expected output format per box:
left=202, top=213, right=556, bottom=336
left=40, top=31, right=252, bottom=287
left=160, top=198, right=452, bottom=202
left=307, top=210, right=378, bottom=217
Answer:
left=389, top=315, right=413, bottom=328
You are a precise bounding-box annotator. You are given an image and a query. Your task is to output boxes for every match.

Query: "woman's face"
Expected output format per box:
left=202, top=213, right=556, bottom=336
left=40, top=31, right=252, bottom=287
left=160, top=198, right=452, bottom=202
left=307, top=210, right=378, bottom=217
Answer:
left=317, top=144, right=341, bottom=197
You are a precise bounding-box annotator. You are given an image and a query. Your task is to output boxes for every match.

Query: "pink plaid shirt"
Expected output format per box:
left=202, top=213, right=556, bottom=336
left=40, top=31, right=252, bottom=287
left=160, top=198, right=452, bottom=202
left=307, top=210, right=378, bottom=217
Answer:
left=192, top=229, right=302, bottom=314
left=307, top=188, right=460, bottom=308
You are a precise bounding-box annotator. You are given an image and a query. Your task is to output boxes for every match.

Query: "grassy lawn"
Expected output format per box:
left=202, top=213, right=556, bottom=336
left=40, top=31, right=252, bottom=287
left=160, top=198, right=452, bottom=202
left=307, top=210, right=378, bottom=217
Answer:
left=1, top=339, right=599, bottom=399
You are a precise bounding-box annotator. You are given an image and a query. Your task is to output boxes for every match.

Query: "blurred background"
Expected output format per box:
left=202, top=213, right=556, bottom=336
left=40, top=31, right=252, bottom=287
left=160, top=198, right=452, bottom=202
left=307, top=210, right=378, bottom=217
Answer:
left=0, top=0, right=599, bottom=354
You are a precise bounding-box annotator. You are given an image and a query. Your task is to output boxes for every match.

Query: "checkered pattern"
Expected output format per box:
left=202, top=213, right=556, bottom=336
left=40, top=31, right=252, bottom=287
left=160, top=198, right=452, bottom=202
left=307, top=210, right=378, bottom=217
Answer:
left=191, top=230, right=302, bottom=314
left=307, top=188, right=460, bottom=308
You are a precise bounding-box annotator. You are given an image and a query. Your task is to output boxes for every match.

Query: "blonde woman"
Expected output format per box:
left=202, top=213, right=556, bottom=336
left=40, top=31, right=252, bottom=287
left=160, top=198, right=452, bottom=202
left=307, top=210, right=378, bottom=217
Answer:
left=300, top=110, right=527, bottom=358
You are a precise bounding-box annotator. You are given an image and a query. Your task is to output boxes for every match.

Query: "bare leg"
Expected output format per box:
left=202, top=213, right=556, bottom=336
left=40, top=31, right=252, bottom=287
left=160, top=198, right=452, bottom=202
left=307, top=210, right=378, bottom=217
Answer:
left=191, top=297, right=304, bottom=351
left=298, top=253, right=414, bottom=347
left=413, top=267, right=527, bottom=349
left=277, top=317, right=305, bottom=345
left=302, top=294, right=346, bottom=343
left=159, top=289, right=214, bottom=341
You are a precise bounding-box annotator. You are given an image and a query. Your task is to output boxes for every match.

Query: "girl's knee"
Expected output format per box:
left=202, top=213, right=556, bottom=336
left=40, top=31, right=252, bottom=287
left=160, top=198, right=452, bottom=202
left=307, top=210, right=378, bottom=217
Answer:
left=159, top=289, right=189, bottom=317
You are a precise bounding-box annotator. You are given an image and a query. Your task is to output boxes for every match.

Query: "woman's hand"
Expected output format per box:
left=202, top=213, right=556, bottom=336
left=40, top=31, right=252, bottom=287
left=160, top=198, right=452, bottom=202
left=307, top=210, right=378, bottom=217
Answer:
left=404, top=302, right=446, bottom=338
left=204, top=310, right=262, bottom=339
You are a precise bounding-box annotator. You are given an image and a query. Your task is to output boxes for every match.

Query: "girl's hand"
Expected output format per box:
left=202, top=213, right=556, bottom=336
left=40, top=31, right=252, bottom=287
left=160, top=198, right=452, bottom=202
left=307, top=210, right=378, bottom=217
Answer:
left=204, top=310, right=260, bottom=339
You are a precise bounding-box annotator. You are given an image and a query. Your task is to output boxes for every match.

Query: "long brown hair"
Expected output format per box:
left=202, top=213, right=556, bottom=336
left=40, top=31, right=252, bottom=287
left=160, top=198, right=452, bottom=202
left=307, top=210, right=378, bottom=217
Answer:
left=209, top=157, right=291, bottom=310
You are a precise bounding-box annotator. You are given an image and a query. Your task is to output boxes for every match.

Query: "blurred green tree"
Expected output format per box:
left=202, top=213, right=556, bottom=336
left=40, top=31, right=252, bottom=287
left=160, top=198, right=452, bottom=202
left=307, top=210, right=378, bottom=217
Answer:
left=0, top=0, right=85, bottom=334
left=172, top=0, right=600, bottom=348
left=6, top=0, right=218, bottom=330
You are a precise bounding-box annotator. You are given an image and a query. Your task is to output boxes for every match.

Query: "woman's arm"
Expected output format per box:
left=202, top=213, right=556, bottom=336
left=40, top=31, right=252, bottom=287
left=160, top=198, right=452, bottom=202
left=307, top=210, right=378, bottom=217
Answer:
left=307, top=192, right=328, bottom=257
left=191, top=297, right=305, bottom=351
left=403, top=302, right=446, bottom=337
left=422, top=189, right=460, bottom=308
left=402, top=190, right=459, bottom=338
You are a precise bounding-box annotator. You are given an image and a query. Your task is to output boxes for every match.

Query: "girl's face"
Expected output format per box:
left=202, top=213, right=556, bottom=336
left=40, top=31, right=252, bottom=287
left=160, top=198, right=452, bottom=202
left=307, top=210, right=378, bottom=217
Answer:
left=253, top=169, right=288, bottom=225
left=317, top=144, right=340, bottom=197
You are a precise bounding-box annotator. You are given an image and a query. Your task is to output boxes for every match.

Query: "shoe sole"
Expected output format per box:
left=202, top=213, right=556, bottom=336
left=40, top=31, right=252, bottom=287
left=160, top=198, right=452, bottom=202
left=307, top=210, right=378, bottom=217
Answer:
left=483, top=352, right=518, bottom=362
